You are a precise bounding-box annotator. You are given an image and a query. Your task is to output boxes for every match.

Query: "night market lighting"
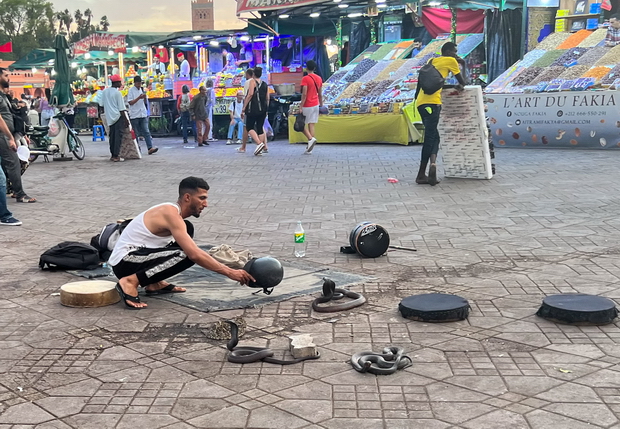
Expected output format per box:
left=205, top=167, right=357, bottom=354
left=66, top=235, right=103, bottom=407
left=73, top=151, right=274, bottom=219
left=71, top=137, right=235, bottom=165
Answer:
left=348, top=12, right=363, bottom=17
left=279, top=14, right=290, bottom=18
left=310, top=12, right=320, bottom=17
left=338, top=3, right=349, bottom=7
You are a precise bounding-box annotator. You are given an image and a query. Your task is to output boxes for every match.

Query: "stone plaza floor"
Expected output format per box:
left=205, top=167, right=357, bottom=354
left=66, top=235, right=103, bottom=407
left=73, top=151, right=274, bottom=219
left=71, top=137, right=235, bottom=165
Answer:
left=1, top=137, right=620, bottom=428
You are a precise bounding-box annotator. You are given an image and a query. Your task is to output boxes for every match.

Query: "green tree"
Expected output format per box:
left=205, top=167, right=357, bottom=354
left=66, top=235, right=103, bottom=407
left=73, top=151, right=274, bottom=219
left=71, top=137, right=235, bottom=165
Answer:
left=99, top=15, right=109, bottom=32
left=0, top=0, right=56, bottom=58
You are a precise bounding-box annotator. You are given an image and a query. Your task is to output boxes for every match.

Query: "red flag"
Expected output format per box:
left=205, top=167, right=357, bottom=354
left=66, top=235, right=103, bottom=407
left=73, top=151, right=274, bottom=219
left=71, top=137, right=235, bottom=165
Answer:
left=0, top=42, right=12, bottom=53
left=602, top=0, right=612, bottom=11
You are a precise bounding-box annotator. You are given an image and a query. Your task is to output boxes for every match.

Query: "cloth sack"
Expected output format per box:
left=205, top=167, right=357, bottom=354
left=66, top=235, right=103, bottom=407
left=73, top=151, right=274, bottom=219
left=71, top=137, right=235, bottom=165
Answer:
left=208, top=244, right=253, bottom=269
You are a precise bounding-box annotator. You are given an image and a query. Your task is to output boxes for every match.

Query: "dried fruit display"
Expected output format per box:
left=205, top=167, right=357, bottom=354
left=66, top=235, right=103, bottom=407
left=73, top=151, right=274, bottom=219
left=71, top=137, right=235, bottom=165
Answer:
left=582, top=66, right=612, bottom=80
left=601, top=64, right=620, bottom=84
left=594, top=45, right=620, bottom=66
left=537, top=33, right=572, bottom=50
left=358, top=61, right=391, bottom=83
left=337, top=82, right=362, bottom=100
left=323, top=82, right=349, bottom=103
left=415, top=40, right=444, bottom=58
left=367, top=80, right=394, bottom=97
left=370, top=43, right=397, bottom=60
left=531, top=50, right=567, bottom=67
left=326, top=70, right=349, bottom=84
left=376, top=60, right=406, bottom=80
left=520, top=50, right=547, bottom=68
left=557, top=65, right=590, bottom=80
left=550, top=48, right=588, bottom=66
left=511, top=67, right=544, bottom=86
left=391, top=58, right=422, bottom=81
left=577, top=46, right=610, bottom=65
left=578, top=29, right=607, bottom=47
left=557, top=30, right=593, bottom=49
left=530, top=67, right=566, bottom=84
left=344, top=59, right=377, bottom=82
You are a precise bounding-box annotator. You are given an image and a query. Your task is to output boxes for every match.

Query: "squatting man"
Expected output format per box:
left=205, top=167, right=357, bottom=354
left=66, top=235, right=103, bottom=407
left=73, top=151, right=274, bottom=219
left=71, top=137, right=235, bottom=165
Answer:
left=109, top=177, right=254, bottom=309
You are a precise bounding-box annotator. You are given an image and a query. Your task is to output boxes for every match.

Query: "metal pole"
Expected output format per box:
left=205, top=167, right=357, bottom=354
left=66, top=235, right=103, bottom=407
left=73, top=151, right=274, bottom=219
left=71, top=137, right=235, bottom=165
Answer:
left=520, top=0, right=528, bottom=58
left=265, top=35, right=270, bottom=73
left=451, top=7, right=457, bottom=43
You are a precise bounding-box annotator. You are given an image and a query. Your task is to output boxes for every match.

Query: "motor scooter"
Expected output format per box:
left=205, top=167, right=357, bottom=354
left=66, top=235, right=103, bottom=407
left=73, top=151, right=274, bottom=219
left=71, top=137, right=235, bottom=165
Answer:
left=28, top=112, right=85, bottom=162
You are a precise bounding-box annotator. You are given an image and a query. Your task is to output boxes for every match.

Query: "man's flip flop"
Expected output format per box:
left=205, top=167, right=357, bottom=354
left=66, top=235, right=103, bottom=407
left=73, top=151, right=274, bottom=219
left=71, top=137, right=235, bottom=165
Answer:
left=115, top=283, right=144, bottom=310
left=145, top=284, right=184, bottom=295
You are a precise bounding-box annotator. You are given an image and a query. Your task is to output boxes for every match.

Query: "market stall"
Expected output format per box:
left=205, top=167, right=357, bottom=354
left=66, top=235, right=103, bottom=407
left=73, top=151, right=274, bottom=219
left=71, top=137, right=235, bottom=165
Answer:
left=288, top=34, right=485, bottom=145
left=486, top=28, right=620, bottom=149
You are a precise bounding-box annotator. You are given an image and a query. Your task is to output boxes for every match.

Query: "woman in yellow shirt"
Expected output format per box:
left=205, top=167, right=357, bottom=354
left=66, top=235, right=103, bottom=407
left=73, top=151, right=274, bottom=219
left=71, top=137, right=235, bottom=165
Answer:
left=415, top=42, right=467, bottom=186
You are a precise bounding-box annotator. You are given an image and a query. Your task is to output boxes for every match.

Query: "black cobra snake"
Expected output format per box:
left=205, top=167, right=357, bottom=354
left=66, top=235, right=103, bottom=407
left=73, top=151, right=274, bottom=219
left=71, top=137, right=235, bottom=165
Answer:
left=312, top=278, right=366, bottom=312
left=351, top=347, right=413, bottom=375
left=225, top=320, right=320, bottom=364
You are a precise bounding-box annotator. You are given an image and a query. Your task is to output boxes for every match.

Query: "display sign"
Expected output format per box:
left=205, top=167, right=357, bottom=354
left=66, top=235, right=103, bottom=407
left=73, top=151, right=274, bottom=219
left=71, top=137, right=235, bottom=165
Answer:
left=438, top=86, right=493, bottom=179
left=236, top=0, right=327, bottom=14
left=488, top=91, right=620, bottom=149
left=213, top=97, right=233, bottom=116
left=73, top=34, right=126, bottom=55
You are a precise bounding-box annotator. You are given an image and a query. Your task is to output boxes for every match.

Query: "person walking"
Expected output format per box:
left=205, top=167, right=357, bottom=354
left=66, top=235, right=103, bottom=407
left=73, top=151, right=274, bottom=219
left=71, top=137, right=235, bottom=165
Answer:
left=205, top=79, right=217, bottom=142
left=227, top=91, right=244, bottom=145
left=236, top=68, right=255, bottom=154
left=40, top=88, right=55, bottom=127
left=189, top=86, right=209, bottom=146
left=0, top=155, right=20, bottom=226
left=414, top=42, right=467, bottom=186
left=241, top=66, right=269, bottom=156
left=127, top=76, right=158, bottom=155
left=0, top=69, right=35, bottom=203
left=300, top=60, right=323, bottom=154
left=177, top=85, right=196, bottom=144
left=99, top=74, right=128, bottom=162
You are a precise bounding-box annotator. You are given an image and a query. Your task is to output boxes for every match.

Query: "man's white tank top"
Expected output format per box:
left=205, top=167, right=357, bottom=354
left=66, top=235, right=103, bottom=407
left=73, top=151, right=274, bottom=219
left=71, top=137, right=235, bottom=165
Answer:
left=109, top=202, right=181, bottom=266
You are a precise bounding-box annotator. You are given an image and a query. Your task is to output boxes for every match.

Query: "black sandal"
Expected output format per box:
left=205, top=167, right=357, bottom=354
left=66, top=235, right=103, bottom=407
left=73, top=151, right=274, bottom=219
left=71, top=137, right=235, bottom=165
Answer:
left=145, top=284, right=183, bottom=295
left=115, top=283, right=144, bottom=309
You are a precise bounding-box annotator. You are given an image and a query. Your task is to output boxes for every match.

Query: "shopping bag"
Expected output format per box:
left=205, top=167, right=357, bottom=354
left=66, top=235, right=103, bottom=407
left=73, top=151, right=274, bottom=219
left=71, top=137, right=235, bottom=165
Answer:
left=293, top=114, right=305, bottom=132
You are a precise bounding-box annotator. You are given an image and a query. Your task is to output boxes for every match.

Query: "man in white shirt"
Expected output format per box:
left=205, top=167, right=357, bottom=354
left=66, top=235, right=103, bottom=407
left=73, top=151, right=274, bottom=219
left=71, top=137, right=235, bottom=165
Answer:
left=127, top=76, right=158, bottom=155
left=140, top=54, right=166, bottom=75
left=100, top=74, right=128, bottom=162
left=227, top=91, right=244, bottom=144
left=177, top=52, right=190, bottom=78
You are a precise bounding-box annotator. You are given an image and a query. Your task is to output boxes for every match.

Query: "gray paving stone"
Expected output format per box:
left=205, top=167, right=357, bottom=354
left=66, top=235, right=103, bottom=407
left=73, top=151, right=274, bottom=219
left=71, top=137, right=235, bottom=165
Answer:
left=5, top=141, right=620, bottom=427
left=0, top=403, right=54, bottom=424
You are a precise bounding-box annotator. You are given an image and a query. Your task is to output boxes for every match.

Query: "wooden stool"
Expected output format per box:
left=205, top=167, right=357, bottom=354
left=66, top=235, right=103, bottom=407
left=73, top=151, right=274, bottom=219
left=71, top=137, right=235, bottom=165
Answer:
left=60, top=280, right=120, bottom=308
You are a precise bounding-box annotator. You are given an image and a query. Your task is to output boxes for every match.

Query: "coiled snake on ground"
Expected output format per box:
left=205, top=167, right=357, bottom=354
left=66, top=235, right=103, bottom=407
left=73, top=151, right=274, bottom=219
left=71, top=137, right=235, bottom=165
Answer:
left=312, top=278, right=366, bottom=312
left=225, top=320, right=320, bottom=364
left=350, top=347, right=413, bottom=375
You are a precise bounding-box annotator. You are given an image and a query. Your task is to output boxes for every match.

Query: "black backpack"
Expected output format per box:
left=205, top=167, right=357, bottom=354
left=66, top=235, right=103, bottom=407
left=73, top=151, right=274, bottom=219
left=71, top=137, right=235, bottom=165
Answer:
left=246, top=81, right=268, bottom=116
left=90, top=219, right=132, bottom=261
left=417, top=58, right=445, bottom=95
left=39, top=241, right=101, bottom=270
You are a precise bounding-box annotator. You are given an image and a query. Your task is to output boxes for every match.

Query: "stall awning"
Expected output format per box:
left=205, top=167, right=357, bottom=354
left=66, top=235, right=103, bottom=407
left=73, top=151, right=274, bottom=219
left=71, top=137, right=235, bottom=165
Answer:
left=9, top=49, right=55, bottom=70
left=147, top=29, right=248, bottom=46
left=237, top=0, right=328, bottom=15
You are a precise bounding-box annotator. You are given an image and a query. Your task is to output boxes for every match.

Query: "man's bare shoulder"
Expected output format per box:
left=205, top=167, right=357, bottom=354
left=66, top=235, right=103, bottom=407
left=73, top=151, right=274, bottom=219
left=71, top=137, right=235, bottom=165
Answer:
left=145, top=204, right=181, bottom=223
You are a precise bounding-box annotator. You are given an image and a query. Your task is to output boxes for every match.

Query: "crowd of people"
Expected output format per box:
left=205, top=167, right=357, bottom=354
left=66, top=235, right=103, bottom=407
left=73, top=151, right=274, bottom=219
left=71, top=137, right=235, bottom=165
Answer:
left=0, top=40, right=466, bottom=227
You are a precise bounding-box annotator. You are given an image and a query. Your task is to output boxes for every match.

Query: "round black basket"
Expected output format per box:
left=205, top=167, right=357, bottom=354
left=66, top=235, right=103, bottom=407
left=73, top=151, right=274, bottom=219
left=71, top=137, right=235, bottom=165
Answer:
left=399, top=293, right=470, bottom=322
left=349, top=222, right=390, bottom=258
left=536, top=294, right=618, bottom=325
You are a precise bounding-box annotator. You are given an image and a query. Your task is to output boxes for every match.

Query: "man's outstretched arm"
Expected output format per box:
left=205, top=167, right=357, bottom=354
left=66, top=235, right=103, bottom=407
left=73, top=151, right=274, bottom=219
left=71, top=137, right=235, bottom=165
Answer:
left=166, top=211, right=254, bottom=285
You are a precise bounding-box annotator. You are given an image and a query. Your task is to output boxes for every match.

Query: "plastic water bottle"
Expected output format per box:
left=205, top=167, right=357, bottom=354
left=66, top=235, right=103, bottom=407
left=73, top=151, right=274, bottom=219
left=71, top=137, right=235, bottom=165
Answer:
left=294, top=221, right=306, bottom=257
